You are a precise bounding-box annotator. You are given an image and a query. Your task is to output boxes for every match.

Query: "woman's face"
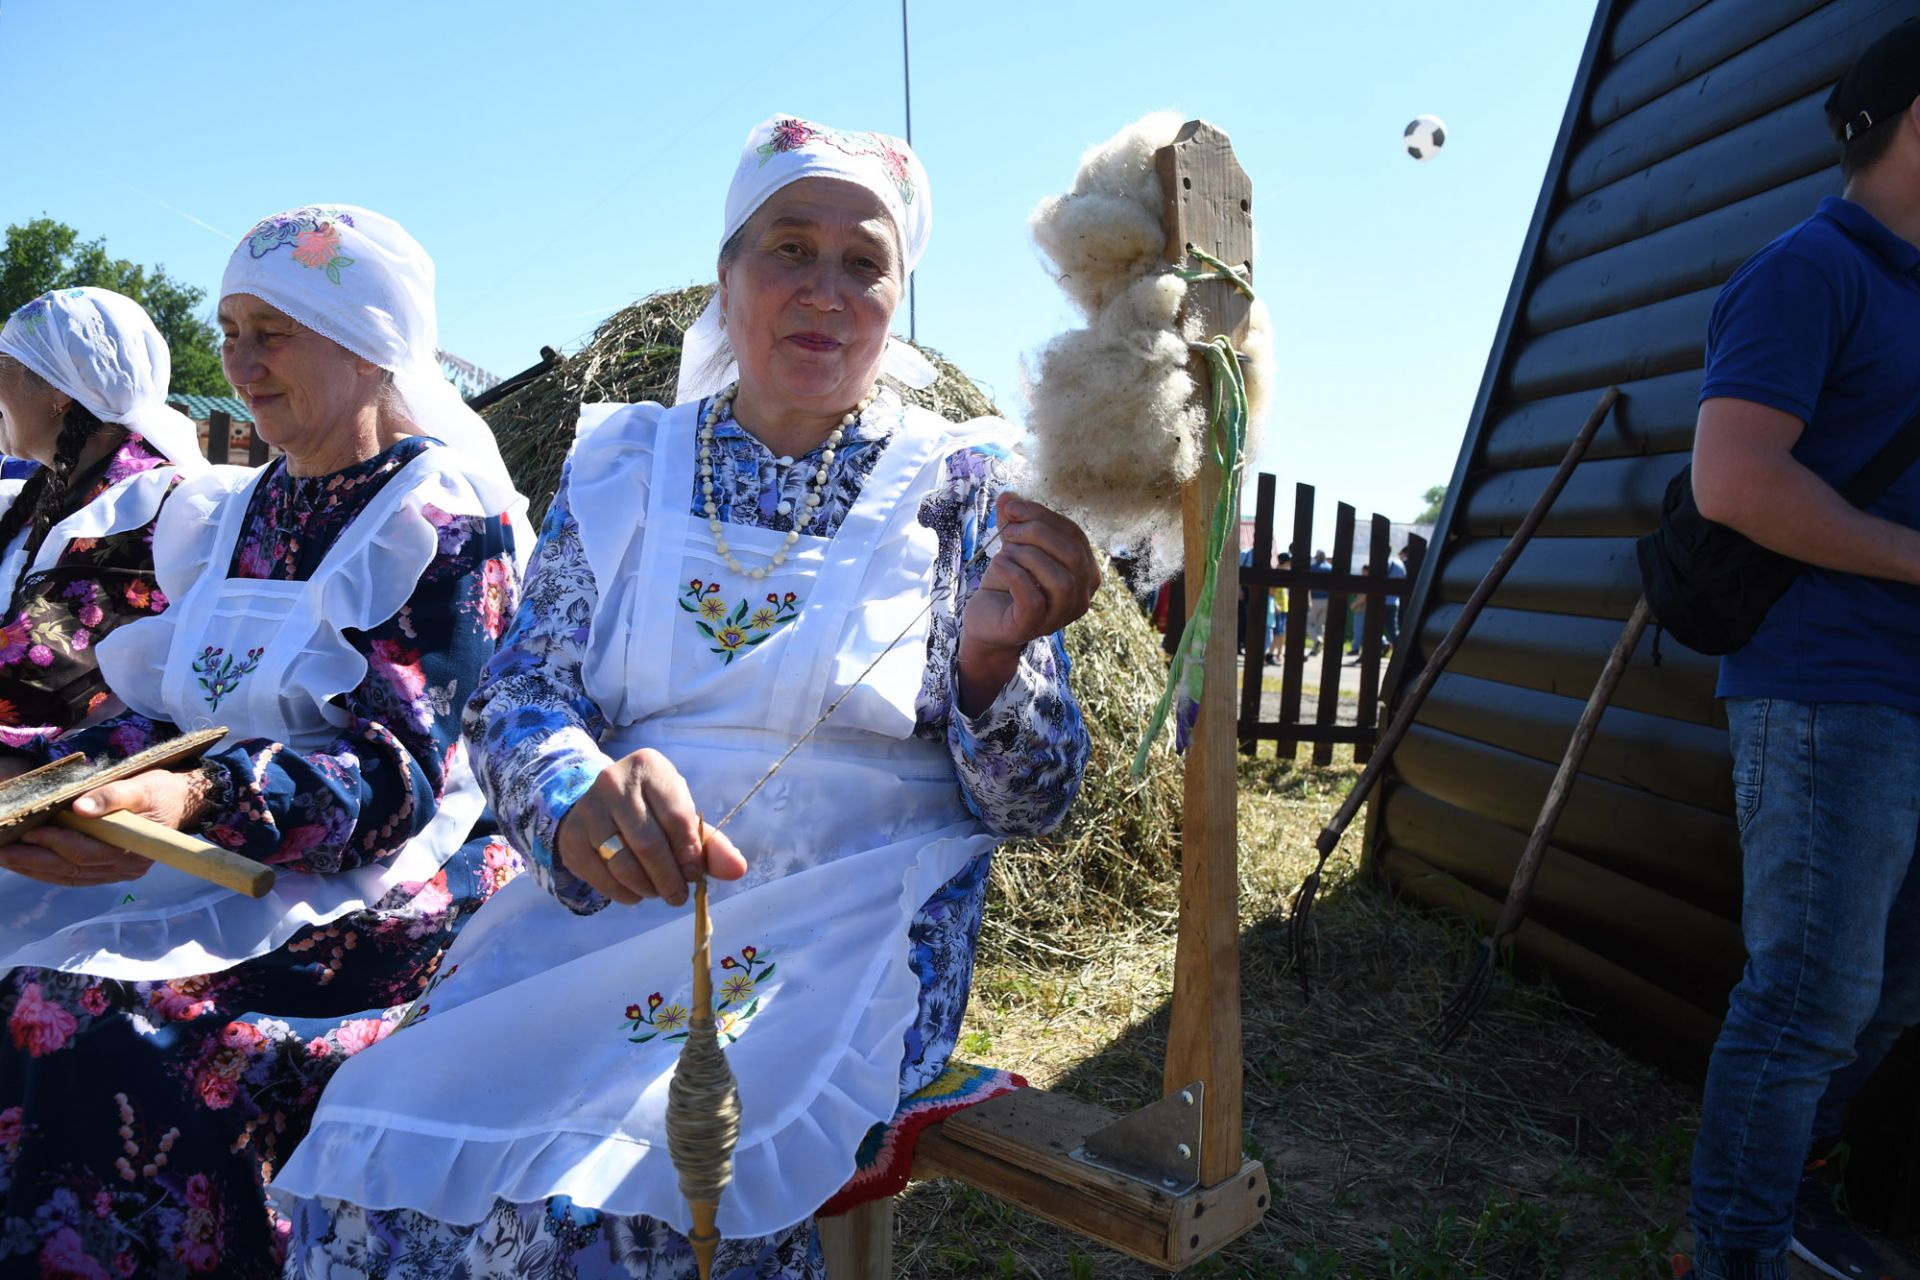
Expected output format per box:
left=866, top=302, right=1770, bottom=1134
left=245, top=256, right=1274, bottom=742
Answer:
left=718, top=178, right=903, bottom=422
left=0, top=356, right=68, bottom=464
left=217, top=294, right=383, bottom=454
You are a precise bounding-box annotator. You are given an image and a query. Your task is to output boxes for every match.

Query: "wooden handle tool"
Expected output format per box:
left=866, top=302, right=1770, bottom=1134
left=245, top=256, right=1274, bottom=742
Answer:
left=53, top=810, right=275, bottom=899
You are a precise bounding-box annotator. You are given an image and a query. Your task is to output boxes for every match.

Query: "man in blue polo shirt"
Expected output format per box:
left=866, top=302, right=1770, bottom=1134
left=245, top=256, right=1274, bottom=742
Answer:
left=1683, top=22, right=1920, bottom=1280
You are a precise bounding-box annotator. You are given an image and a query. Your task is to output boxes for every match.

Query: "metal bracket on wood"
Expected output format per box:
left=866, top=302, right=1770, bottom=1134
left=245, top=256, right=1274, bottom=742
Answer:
left=1069, top=1081, right=1205, bottom=1194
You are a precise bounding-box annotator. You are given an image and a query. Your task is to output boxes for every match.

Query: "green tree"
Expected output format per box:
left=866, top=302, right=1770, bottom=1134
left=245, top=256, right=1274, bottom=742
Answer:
left=0, top=218, right=227, bottom=396
left=1415, top=483, right=1447, bottom=524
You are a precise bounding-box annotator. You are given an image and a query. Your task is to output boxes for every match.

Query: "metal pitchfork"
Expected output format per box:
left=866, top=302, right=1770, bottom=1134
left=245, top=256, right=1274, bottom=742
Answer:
left=1431, top=594, right=1654, bottom=1049
left=1288, top=385, right=1621, bottom=996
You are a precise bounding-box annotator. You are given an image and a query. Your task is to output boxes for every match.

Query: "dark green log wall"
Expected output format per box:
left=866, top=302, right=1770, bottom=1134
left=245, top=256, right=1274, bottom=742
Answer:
left=1370, top=0, right=1920, bottom=1228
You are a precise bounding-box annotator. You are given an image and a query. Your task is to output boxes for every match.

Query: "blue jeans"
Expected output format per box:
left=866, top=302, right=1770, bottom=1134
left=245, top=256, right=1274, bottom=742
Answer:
left=1688, top=699, right=1920, bottom=1279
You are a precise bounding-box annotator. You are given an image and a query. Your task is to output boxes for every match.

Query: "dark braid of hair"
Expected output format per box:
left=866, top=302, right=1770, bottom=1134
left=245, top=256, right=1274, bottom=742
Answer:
left=0, top=400, right=123, bottom=612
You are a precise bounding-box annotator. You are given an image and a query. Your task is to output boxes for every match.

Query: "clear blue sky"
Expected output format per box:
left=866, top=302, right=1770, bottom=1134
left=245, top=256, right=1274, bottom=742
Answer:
left=1, top=0, right=1593, bottom=536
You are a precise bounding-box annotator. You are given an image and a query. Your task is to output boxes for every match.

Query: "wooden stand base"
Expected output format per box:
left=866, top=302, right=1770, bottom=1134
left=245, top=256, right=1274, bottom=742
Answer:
left=912, top=1089, right=1269, bottom=1271
left=818, top=1198, right=893, bottom=1279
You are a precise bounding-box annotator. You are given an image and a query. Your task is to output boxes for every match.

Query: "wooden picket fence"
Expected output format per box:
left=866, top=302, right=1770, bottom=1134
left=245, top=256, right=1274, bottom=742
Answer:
left=1158, top=476, right=1425, bottom=765
left=205, top=409, right=270, bottom=466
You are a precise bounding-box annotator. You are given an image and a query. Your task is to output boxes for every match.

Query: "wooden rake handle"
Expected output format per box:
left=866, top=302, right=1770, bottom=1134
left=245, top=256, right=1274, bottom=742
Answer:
left=53, top=810, right=275, bottom=899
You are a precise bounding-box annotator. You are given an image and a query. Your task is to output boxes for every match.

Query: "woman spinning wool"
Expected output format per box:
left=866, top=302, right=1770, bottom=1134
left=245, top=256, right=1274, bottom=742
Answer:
left=0, top=287, right=209, bottom=744
left=277, top=116, right=1100, bottom=1278
left=0, top=208, right=527, bottom=1277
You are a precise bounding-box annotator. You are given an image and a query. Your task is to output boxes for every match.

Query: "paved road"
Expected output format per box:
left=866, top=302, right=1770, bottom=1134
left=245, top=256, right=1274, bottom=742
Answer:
left=1251, top=651, right=1376, bottom=728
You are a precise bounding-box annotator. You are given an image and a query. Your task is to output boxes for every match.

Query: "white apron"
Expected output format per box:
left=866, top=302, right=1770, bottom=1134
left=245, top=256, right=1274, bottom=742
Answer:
left=0, top=448, right=491, bottom=980
left=275, top=396, right=1011, bottom=1238
left=0, top=465, right=182, bottom=608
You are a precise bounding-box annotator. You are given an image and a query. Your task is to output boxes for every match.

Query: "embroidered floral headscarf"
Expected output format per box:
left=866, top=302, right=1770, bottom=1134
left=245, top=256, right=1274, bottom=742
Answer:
left=0, top=288, right=208, bottom=473
left=218, top=204, right=521, bottom=522
left=675, top=114, right=938, bottom=404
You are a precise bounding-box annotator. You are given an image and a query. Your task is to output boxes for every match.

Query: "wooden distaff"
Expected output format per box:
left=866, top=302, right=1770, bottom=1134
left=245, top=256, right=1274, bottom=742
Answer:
left=0, top=728, right=274, bottom=899
left=666, top=876, right=740, bottom=1280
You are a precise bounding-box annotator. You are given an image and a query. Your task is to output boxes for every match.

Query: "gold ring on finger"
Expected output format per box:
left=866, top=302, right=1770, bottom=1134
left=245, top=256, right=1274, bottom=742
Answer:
left=596, top=834, right=627, bottom=862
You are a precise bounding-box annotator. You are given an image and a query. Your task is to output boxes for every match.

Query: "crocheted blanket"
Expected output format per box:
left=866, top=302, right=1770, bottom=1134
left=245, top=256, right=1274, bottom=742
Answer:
left=818, top=1060, right=1027, bottom=1216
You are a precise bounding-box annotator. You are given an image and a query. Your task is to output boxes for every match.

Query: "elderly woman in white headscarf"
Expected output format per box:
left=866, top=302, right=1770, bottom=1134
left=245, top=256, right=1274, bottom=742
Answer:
left=0, top=209, right=527, bottom=1279
left=0, top=287, right=207, bottom=746
left=275, top=117, right=1101, bottom=1279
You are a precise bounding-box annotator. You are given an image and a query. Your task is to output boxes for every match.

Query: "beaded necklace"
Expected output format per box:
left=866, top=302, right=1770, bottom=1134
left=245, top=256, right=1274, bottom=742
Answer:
left=697, top=383, right=874, bottom=579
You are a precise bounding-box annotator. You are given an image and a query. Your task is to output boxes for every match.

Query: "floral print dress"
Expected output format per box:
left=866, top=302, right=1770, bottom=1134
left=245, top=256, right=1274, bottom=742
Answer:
left=288, top=401, right=1090, bottom=1280
left=0, top=438, right=524, bottom=1280
left=0, top=432, right=180, bottom=748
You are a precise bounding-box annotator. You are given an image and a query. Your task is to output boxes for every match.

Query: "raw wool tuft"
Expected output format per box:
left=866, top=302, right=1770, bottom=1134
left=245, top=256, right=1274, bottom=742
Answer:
left=1021, top=273, right=1201, bottom=588
left=1020, top=113, right=1272, bottom=589
left=1029, top=111, right=1185, bottom=318
left=1240, top=297, right=1274, bottom=434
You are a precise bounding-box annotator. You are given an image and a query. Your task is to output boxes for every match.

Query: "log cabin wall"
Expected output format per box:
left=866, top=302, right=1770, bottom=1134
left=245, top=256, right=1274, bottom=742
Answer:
left=1367, top=0, right=1920, bottom=1222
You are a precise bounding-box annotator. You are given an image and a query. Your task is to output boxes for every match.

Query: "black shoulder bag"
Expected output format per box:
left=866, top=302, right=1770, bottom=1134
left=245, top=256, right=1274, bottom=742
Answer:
left=1636, top=407, right=1920, bottom=657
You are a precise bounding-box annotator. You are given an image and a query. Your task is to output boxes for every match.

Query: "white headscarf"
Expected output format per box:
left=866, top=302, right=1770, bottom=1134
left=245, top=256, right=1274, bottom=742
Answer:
left=0, top=288, right=207, bottom=472
left=675, top=114, right=939, bottom=404
left=219, top=205, right=520, bottom=518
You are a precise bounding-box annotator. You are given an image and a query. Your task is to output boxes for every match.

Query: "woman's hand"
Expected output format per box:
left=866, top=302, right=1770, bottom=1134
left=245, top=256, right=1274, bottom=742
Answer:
left=555, top=748, right=748, bottom=907
left=0, top=768, right=210, bottom=887
left=957, top=494, right=1101, bottom=715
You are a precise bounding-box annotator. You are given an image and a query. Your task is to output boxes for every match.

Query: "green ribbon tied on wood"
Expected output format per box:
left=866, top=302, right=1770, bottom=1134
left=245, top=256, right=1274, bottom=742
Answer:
left=1133, top=248, right=1257, bottom=777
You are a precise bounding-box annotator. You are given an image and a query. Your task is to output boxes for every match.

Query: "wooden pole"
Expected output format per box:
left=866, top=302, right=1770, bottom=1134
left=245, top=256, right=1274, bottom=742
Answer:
left=1489, top=596, right=1654, bottom=946
left=1155, top=121, right=1253, bottom=1189
left=53, top=811, right=274, bottom=898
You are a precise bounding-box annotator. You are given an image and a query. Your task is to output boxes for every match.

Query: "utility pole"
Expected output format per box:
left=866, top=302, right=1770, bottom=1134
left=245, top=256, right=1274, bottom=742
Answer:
left=902, top=0, right=917, bottom=343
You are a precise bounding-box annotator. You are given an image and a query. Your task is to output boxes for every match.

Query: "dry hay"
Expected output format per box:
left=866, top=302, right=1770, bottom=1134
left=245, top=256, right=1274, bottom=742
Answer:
left=984, top=575, right=1182, bottom=966
left=479, top=284, right=998, bottom=524
left=481, top=286, right=1185, bottom=955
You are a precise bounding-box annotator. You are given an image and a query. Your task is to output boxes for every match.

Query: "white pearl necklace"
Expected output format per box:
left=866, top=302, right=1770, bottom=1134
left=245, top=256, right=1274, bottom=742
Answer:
left=699, top=384, right=874, bottom=580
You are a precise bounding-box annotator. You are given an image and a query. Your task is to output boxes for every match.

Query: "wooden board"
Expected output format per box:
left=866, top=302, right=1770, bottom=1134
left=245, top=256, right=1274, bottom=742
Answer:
left=817, top=1199, right=891, bottom=1280
left=0, top=728, right=276, bottom=898
left=0, top=727, right=230, bottom=844
left=912, top=1089, right=1270, bottom=1270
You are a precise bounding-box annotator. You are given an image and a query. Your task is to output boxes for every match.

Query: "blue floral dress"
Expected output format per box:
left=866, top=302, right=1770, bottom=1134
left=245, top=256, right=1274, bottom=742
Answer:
left=0, top=438, right=523, bottom=1280
left=286, top=405, right=1089, bottom=1279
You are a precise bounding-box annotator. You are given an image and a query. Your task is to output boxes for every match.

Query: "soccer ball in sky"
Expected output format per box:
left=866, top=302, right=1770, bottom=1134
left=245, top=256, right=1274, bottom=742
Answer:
left=1404, top=115, right=1447, bottom=161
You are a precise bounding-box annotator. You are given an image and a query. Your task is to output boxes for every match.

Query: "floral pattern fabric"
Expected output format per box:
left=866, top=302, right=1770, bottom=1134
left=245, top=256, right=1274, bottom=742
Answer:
left=288, top=1195, right=823, bottom=1280
left=0, top=432, right=178, bottom=749
left=0, top=436, right=524, bottom=1278
left=62, top=437, right=519, bottom=877
left=0, top=835, right=523, bottom=1280
left=242, top=208, right=358, bottom=286
left=290, top=401, right=1085, bottom=1279
left=755, top=118, right=917, bottom=206
left=468, top=399, right=1087, bottom=903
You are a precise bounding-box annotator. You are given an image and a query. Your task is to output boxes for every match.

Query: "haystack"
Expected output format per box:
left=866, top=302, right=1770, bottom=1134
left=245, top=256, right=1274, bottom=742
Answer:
left=479, top=284, right=997, bottom=525
left=479, top=285, right=1182, bottom=958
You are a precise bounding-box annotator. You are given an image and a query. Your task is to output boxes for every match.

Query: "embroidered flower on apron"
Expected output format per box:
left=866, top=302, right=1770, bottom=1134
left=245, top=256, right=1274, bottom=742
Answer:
left=622, top=943, right=774, bottom=1046
left=678, top=581, right=800, bottom=663
left=191, top=645, right=264, bottom=710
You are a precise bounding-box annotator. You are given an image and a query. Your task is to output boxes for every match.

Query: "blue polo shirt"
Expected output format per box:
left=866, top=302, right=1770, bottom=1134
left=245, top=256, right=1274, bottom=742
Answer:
left=1705, top=196, right=1920, bottom=709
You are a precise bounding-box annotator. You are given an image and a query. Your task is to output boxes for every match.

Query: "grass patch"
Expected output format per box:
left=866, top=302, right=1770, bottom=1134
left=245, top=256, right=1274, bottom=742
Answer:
left=897, top=748, right=1700, bottom=1279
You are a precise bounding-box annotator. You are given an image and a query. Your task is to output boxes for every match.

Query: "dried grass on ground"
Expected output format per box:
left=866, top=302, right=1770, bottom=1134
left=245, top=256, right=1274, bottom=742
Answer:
left=901, top=747, right=1704, bottom=1280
